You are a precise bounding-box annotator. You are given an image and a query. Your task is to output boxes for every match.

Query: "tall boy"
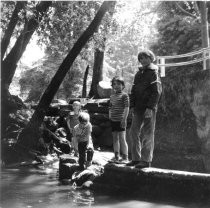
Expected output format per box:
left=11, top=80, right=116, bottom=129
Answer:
left=127, top=50, right=162, bottom=168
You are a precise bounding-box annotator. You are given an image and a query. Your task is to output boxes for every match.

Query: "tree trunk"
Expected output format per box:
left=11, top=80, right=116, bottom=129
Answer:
left=17, top=1, right=116, bottom=150
left=89, top=49, right=104, bottom=98
left=1, top=1, right=52, bottom=90
left=1, top=1, right=26, bottom=61
left=82, top=65, right=90, bottom=98
left=89, top=2, right=116, bottom=98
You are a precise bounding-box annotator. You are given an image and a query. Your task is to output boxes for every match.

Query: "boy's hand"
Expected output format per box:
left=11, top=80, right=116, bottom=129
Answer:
left=129, top=108, right=134, bottom=116
left=121, top=119, right=127, bottom=128
left=145, top=108, right=152, bottom=118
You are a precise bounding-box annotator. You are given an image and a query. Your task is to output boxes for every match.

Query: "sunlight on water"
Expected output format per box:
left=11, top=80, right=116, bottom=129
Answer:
left=94, top=201, right=184, bottom=208
left=0, top=167, right=209, bottom=208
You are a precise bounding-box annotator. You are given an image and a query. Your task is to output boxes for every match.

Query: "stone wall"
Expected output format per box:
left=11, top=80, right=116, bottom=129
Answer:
left=153, top=69, right=210, bottom=173
left=82, top=70, right=210, bottom=173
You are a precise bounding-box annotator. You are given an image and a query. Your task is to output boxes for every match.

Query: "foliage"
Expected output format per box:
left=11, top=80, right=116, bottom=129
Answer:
left=105, top=1, right=159, bottom=92
left=17, top=1, right=109, bottom=102
left=19, top=53, right=84, bottom=102
left=150, top=1, right=207, bottom=119
left=1, top=1, right=161, bottom=99
left=151, top=1, right=202, bottom=57
left=17, top=1, right=115, bottom=150
left=1, top=1, right=15, bottom=31
left=1, top=1, right=52, bottom=91
left=18, top=1, right=117, bottom=101
left=1, top=1, right=24, bottom=38
left=4, top=1, right=208, bottom=102
left=37, top=1, right=99, bottom=56
left=0, top=1, right=50, bottom=55
left=16, top=2, right=96, bottom=102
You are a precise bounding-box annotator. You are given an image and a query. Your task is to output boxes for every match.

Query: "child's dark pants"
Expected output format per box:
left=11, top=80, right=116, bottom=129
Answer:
left=78, top=141, right=94, bottom=169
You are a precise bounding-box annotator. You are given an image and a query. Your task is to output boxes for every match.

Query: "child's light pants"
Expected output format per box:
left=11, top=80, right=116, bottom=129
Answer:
left=78, top=141, right=94, bottom=168
left=129, top=109, right=156, bottom=162
left=71, top=137, right=78, bottom=151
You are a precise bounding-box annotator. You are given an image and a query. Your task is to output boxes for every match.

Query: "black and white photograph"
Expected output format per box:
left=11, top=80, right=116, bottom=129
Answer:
left=1, top=0, right=210, bottom=207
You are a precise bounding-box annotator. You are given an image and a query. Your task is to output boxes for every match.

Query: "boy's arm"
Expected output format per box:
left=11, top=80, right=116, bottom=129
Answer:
left=121, top=94, right=130, bottom=128
left=108, top=98, right=112, bottom=119
left=146, top=71, right=162, bottom=110
left=121, top=107, right=129, bottom=128
left=123, top=107, right=129, bottom=120
left=66, top=116, right=71, bottom=132
left=130, top=72, right=138, bottom=109
left=80, top=123, right=92, bottom=137
left=72, top=127, right=76, bottom=138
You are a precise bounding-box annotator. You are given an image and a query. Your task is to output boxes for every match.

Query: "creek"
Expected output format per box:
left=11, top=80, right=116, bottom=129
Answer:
left=0, top=161, right=209, bottom=208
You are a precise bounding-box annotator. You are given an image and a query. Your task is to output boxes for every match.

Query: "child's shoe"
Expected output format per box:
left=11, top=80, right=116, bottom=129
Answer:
left=118, top=158, right=129, bottom=164
left=108, top=157, right=119, bottom=163
left=119, top=154, right=129, bottom=164
left=108, top=152, right=120, bottom=163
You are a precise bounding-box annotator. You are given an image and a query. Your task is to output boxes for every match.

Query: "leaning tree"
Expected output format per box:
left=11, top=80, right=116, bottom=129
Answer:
left=1, top=1, right=52, bottom=91
left=1, top=1, right=52, bottom=136
left=16, top=1, right=116, bottom=152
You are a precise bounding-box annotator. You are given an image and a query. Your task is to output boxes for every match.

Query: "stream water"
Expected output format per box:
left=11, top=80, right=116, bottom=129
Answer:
left=0, top=161, right=209, bottom=208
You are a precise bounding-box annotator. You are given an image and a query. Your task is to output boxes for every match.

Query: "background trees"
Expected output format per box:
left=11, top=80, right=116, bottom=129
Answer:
left=1, top=1, right=52, bottom=91
left=1, top=1, right=210, bottom=165
left=15, top=1, right=116, bottom=101
left=2, top=1, right=159, bottom=103
left=2, top=1, right=209, bottom=114
left=105, top=1, right=159, bottom=92
left=2, top=1, right=209, bottom=102
left=16, top=1, right=116, bottom=150
left=149, top=1, right=210, bottom=120
left=151, top=1, right=202, bottom=57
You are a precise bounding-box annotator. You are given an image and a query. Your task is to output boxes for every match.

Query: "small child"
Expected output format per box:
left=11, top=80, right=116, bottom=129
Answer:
left=73, top=112, right=94, bottom=170
left=109, top=76, right=129, bottom=163
left=67, top=101, right=81, bottom=156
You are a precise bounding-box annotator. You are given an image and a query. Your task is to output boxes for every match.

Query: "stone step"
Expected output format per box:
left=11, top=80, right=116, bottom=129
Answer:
left=152, top=153, right=206, bottom=173
left=93, top=163, right=210, bottom=200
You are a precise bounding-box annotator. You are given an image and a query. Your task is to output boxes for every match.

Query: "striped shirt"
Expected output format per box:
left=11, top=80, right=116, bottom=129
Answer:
left=109, top=91, right=129, bottom=121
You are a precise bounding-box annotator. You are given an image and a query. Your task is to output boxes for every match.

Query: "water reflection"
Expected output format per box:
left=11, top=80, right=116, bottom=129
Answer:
left=0, top=166, right=209, bottom=208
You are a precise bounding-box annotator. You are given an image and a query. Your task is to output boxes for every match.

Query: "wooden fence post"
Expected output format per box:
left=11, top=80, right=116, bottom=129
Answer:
left=160, top=57, right=165, bottom=77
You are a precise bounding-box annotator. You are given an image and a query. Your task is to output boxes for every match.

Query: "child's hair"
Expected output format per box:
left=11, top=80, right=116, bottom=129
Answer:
left=138, top=50, right=156, bottom=62
left=73, top=101, right=81, bottom=106
left=78, top=112, right=90, bottom=123
left=111, top=76, right=125, bottom=88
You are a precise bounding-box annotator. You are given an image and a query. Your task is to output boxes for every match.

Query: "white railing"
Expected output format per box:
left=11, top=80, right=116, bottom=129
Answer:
left=157, top=47, right=210, bottom=77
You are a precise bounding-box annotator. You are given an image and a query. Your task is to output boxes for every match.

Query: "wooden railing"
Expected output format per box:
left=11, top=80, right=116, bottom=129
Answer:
left=157, top=47, right=210, bottom=77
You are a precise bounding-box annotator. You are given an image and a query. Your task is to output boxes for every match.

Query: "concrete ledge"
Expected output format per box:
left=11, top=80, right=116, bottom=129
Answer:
left=93, top=163, right=210, bottom=200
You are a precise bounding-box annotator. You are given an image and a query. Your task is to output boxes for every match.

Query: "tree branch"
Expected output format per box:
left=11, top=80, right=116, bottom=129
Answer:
left=82, top=65, right=89, bottom=98
left=2, top=1, right=52, bottom=88
left=175, top=2, right=197, bottom=19
left=193, top=1, right=201, bottom=18
left=17, top=1, right=116, bottom=148
left=1, top=1, right=26, bottom=61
